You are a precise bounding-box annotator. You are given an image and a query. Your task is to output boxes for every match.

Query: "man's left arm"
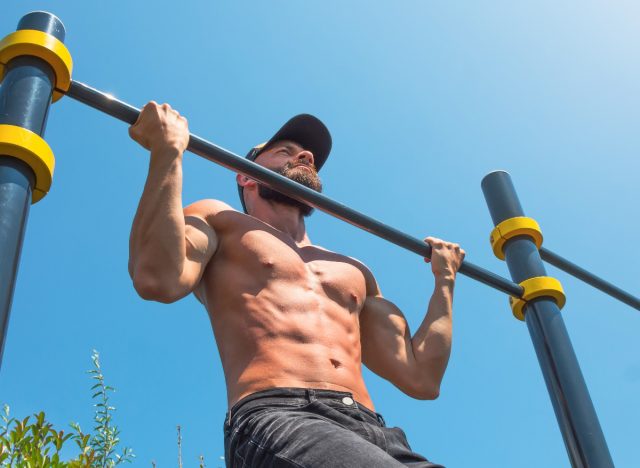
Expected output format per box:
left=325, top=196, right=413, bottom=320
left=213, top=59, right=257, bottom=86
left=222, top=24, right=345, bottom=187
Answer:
left=359, top=237, right=465, bottom=400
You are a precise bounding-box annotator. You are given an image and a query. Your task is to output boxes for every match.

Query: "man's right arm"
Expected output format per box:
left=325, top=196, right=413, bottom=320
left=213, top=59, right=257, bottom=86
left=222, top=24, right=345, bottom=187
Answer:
left=127, top=102, right=222, bottom=303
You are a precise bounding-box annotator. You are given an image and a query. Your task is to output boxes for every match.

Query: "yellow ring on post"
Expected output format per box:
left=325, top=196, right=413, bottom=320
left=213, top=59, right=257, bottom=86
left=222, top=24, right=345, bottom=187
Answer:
left=0, top=29, right=73, bottom=102
left=0, top=124, right=55, bottom=203
left=508, top=276, right=566, bottom=321
left=490, top=216, right=543, bottom=260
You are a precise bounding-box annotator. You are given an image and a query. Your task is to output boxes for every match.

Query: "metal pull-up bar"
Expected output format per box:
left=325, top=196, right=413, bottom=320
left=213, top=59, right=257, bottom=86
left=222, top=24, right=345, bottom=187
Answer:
left=65, top=80, right=640, bottom=313
left=65, top=80, right=524, bottom=297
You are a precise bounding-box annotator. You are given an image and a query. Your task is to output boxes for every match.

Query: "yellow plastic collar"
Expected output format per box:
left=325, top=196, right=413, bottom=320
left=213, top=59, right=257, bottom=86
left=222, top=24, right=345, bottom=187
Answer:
left=490, top=216, right=543, bottom=260
left=0, top=124, right=55, bottom=203
left=0, top=29, right=73, bottom=102
left=509, top=276, right=566, bottom=321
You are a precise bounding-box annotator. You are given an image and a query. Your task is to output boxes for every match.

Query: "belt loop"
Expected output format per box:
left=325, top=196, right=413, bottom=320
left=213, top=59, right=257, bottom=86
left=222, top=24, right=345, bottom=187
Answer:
left=376, top=413, right=386, bottom=426
left=307, top=389, right=317, bottom=402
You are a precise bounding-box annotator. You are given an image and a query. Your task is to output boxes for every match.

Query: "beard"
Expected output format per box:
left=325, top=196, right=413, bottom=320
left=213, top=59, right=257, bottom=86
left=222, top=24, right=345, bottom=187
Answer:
left=257, top=162, right=323, bottom=217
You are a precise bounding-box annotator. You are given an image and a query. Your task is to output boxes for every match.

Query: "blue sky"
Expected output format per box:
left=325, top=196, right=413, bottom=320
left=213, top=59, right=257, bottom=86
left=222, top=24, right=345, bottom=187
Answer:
left=1, top=1, right=639, bottom=466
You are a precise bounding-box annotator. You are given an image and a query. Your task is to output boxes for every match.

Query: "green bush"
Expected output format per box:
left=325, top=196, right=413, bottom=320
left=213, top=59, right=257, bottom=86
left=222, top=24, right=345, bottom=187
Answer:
left=0, top=350, right=134, bottom=467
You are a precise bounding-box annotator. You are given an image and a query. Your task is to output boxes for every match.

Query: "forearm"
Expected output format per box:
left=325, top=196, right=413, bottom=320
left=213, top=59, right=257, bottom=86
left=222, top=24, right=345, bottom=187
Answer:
left=129, top=147, right=187, bottom=287
left=410, top=276, right=455, bottom=393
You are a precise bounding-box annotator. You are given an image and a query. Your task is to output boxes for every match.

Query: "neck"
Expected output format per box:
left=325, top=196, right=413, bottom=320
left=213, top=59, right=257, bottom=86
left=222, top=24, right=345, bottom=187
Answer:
left=250, top=200, right=311, bottom=245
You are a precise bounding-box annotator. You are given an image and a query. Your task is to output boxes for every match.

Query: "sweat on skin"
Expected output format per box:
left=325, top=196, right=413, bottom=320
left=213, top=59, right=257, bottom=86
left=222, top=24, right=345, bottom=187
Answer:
left=127, top=101, right=466, bottom=410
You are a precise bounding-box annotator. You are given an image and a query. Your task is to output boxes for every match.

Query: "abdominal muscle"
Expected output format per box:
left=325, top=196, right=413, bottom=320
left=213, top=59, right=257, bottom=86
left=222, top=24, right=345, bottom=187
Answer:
left=203, top=277, right=375, bottom=412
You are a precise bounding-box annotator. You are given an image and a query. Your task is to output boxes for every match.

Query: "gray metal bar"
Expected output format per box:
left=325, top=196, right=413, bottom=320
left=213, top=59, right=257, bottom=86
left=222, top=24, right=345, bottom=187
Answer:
left=65, top=79, right=525, bottom=298
left=0, top=12, right=65, bottom=369
left=540, top=247, right=640, bottom=311
left=482, top=170, right=614, bottom=468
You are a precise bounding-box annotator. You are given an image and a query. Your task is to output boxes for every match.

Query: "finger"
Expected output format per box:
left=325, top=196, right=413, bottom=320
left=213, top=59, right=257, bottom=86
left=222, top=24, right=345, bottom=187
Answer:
left=134, top=101, right=157, bottom=124
left=144, top=100, right=159, bottom=113
left=430, top=238, right=444, bottom=248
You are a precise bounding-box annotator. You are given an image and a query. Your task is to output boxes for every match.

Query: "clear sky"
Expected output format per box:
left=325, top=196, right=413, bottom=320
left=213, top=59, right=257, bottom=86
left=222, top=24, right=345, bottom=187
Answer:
left=1, top=1, right=639, bottom=467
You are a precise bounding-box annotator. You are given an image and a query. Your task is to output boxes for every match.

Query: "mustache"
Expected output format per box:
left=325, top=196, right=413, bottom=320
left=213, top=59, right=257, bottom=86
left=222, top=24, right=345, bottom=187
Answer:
left=285, top=161, right=317, bottom=173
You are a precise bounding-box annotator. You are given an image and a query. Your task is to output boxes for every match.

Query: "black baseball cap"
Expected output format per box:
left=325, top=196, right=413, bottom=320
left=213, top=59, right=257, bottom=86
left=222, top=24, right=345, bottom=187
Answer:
left=238, top=114, right=332, bottom=213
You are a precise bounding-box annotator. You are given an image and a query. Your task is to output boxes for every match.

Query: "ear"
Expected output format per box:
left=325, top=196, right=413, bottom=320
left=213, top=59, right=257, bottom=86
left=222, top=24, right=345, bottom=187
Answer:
left=236, top=173, right=257, bottom=189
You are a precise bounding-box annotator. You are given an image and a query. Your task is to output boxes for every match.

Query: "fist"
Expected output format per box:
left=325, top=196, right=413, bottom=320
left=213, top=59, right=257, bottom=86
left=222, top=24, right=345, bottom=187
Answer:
left=129, top=101, right=190, bottom=153
left=424, top=237, right=466, bottom=281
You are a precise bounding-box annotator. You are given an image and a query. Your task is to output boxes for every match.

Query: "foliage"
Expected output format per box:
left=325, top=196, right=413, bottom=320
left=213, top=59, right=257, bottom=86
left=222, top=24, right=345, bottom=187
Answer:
left=0, top=405, right=72, bottom=467
left=83, top=350, right=134, bottom=467
left=0, top=350, right=134, bottom=467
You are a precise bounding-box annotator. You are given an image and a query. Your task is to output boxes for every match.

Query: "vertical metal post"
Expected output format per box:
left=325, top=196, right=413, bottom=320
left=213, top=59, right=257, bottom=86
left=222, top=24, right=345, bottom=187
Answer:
left=482, top=171, right=613, bottom=468
left=0, top=11, right=65, bottom=368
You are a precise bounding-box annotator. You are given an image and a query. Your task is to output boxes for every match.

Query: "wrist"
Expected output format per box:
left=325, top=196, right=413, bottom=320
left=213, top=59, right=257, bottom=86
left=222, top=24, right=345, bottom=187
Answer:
left=150, top=144, right=184, bottom=161
left=433, top=273, right=455, bottom=287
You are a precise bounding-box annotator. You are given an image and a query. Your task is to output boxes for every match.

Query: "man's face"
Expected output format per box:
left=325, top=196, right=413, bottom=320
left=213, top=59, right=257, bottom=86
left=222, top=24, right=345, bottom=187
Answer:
left=252, top=140, right=323, bottom=216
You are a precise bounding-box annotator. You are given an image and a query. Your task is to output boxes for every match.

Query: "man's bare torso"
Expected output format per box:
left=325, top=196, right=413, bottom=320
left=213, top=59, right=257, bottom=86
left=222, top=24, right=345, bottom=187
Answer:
left=194, top=207, right=375, bottom=410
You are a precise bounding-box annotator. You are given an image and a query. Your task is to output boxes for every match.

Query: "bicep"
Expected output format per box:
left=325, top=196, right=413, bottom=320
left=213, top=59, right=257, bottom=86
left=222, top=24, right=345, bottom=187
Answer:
left=360, top=296, right=415, bottom=379
left=355, top=261, right=421, bottom=395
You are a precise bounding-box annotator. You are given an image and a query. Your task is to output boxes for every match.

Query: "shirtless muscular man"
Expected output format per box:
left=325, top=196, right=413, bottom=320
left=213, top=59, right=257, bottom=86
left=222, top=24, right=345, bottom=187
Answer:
left=128, top=103, right=465, bottom=468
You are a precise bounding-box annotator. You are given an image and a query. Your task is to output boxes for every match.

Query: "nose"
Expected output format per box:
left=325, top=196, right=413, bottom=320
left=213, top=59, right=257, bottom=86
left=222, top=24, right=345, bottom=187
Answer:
left=296, top=149, right=315, bottom=167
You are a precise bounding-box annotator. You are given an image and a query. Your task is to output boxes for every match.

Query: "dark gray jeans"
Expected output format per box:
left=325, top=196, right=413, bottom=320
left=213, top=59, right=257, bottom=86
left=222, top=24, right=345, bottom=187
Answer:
left=223, top=388, right=444, bottom=467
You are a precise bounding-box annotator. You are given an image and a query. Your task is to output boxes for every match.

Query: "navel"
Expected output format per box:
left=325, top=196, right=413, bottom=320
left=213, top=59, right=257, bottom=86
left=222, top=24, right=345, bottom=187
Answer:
left=330, top=358, right=342, bottom=369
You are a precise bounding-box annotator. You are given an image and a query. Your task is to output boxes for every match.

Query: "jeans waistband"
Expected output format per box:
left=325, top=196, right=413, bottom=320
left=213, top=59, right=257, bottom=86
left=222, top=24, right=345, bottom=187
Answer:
left=225, top=387, right=386, bottom=427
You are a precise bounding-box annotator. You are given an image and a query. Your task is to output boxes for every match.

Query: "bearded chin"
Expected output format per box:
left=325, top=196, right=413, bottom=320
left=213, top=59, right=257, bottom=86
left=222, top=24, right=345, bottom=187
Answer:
left=257, top=165, right=323, bottom=217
